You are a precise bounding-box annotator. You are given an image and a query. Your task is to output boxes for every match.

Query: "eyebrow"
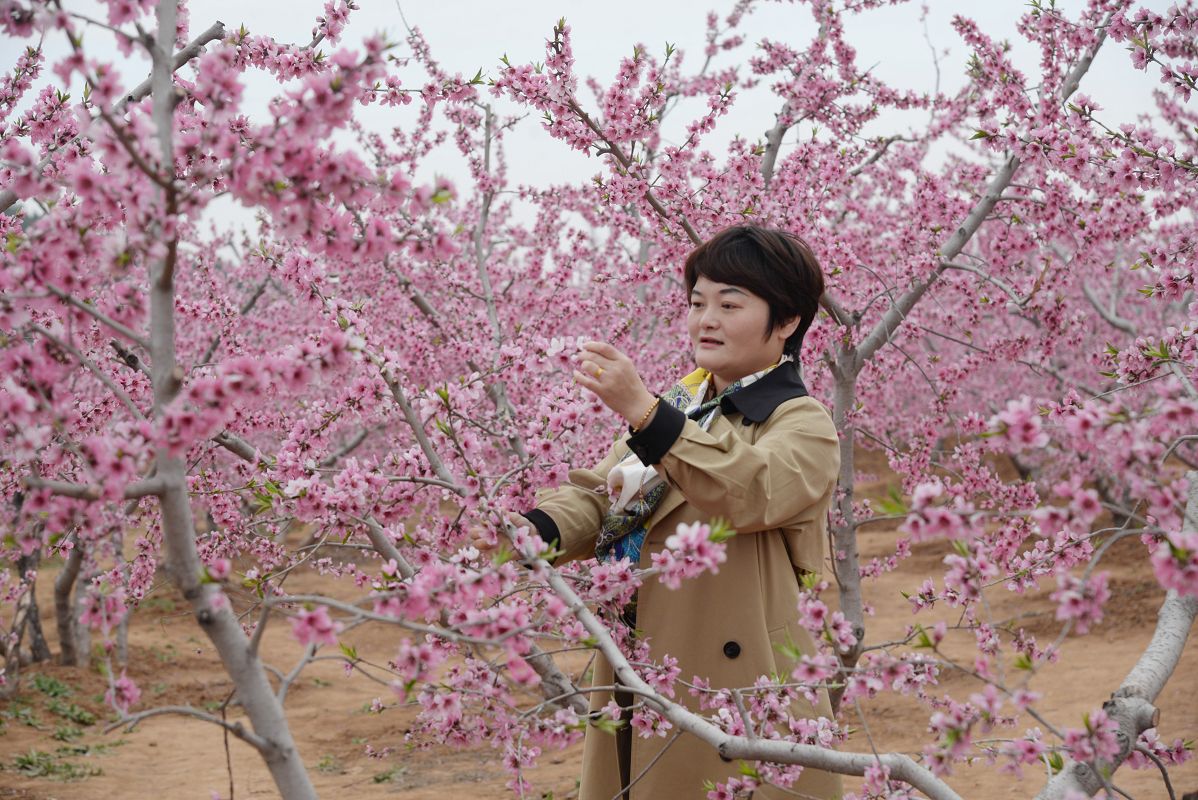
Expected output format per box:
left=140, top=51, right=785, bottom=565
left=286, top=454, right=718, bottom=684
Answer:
left=690, top=287, right=749, bottom=297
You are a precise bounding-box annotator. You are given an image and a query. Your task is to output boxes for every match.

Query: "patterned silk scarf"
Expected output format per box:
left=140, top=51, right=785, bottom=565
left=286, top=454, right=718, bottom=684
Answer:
left=594, top=357, right=791, bottom=563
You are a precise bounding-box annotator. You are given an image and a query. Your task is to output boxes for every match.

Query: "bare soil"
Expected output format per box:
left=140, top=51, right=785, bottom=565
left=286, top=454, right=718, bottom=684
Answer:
left=2, top=454, right=1196, bottom=798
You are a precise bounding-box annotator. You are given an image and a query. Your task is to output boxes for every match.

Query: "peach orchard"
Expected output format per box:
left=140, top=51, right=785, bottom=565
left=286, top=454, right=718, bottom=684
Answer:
left=0, top=1, right=1195, bottom=798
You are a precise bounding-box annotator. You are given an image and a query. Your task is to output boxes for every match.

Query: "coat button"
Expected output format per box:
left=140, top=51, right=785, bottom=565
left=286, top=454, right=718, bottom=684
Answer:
left=722, top=641, right=741, bottom=659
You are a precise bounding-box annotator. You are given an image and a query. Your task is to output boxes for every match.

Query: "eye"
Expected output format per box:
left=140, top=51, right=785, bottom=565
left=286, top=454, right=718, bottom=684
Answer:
left=721, top=303, right=738, bottom=310
left=689, top=301, right=704, bottom=309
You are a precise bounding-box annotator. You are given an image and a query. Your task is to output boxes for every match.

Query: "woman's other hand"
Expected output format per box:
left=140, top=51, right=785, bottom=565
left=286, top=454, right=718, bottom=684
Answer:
left=471, top=511, right=530, bottom=553
left=573, top=341, right=658, bottom=429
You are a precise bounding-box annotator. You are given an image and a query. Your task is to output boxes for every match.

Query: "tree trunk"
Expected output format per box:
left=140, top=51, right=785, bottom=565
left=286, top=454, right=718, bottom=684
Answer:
left=55, top=541, right=84, bottom=665
left=143, top=4, right=318, bottom=795
left=17, top=551, right=52, bottom=663
left=829, top=353, right=866, bottom=709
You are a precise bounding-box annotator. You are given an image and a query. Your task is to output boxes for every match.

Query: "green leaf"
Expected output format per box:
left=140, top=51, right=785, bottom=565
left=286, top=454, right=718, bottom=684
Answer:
left=340, top=642, right=358, bottom=661
left=590, top=716, right=626, bottom=734
left=1013, top=652, right=1033, bottom=670
left=707, top=518, right=737, bottom=543
left=970, top=130, right=991, bottom=140
left=491, top=546, right=515, bottom=567
left=773, top=638, right=804, bottom=661
left=912, top=625, right=935, bottom=649
left=876, top=485, right=907, bottom=516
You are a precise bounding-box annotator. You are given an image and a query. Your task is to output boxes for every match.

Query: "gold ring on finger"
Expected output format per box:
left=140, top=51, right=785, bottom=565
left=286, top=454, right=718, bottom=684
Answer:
left=593, top=365, right=604, bottom=378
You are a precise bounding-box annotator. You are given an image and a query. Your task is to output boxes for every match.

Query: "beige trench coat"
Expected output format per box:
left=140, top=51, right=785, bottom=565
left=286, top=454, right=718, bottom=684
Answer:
left=528, top=372, right=843, bottom=800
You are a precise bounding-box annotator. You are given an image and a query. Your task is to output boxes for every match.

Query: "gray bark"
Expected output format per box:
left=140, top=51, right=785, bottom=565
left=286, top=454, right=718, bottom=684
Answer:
left=17, top=551, right=52, bottom=663
left=55, top=540, right=84, bottom=665
left=538, top=561, right=964, bottom=800
left=143, top=4, right=316, bottom=797
left=1035, top=472, right=1198, bottom=799
left=826, top=25, right=1109, bottom=691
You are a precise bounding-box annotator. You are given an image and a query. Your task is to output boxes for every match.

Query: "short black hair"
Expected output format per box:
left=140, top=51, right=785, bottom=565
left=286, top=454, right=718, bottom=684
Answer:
left=683, top=225, right=824, bottom=357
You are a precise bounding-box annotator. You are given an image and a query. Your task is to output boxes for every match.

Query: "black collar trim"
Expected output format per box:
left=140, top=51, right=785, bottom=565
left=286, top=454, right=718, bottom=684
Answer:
left=707, top=361, right=809, bottom=423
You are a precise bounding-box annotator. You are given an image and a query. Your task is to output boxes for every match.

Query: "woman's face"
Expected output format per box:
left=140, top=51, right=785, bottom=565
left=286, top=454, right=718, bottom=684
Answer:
left=687, top=276, right=795, bottom=391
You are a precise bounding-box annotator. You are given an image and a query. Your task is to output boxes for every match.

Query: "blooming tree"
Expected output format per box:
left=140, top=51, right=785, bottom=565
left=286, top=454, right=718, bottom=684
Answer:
left=0, top=0, right=1195, bottom=798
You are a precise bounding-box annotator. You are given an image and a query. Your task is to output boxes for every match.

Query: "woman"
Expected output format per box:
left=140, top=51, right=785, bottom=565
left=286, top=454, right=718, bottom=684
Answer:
left=519, top=225, right=842, bottom=799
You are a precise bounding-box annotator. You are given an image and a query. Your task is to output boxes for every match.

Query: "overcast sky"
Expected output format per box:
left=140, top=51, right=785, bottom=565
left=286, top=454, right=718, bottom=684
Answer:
left=2, top=1, right=1173, bottom=218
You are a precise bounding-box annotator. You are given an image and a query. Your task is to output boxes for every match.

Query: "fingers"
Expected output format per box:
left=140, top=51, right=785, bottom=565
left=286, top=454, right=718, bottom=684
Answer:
left=472, top=513, right=529, bottom=553
left=581, top=340, right=622, bottom=358
left=573, top=367, right=600, bottom=392
left=578, top=357, right=605, bottom=378
left=577, top=342, right=622, bottom=381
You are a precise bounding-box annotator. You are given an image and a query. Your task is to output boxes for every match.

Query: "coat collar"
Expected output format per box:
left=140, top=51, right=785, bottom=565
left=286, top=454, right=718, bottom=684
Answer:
left=713, top=360, right=809, bottom=423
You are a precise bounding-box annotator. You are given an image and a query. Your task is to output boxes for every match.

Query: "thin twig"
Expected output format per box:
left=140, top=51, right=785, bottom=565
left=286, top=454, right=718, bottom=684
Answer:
left=1134, top=745, right=1177, bottom=800
left=32, top=325, right=145, bottom=419
left=45, top=285, right=150, bottom=348
left=106, top=705, right=269, bottom=752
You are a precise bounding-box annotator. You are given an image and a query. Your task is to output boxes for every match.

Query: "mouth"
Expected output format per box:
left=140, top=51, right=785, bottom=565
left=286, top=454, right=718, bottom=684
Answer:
left=697, top=337, right=723, bottom=348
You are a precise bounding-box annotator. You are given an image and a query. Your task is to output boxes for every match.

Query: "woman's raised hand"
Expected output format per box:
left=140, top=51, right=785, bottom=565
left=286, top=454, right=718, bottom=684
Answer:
left=573, top=341, right=658, bottom=428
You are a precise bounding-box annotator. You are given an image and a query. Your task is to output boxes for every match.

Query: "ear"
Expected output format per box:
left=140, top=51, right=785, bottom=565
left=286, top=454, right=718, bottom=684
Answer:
left=774, top=315, right=801, bottom=342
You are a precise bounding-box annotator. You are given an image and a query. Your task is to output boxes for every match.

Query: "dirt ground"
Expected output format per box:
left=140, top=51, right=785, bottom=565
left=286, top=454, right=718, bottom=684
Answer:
left=1, top=456, right=1196, bottom=799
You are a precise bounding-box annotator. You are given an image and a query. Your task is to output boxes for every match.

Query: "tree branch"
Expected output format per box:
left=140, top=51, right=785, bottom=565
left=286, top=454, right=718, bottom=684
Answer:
left=851, top=14, right=1110, bottom=369
left=110, top=338, right=150, bottom=376
left=373, top=358, right=459, bottom=489
left=105, top=704, right=270, bottom=752
left=358, top=514, right=590, bottom=717
left=45, top=285, right=150, bottom=349
left=23, top=475, right=164, bottom=500
left=1036, top=471, right=1198, bottom=799
left=118, top=21, right=227, bottom=111
left=1081, top=282, right=1137, bottom=335
left=565, top=98, right=701, bottom=245
left=853, top=152, right=1021, bottom=369
left=211, top=430, right=274, bottom=469
left=0, top=21, right=226, bottom=214
left=847, top=135, right=910, bottom=178
left=32, top=325, right=145, bottom=420
left=534, top=560, right=963, bottom=799
left=760, top=101, right=792, bottom=189
left=317, top=427, right=370, bottom=469
left=199, top=277, right=271, bottom=366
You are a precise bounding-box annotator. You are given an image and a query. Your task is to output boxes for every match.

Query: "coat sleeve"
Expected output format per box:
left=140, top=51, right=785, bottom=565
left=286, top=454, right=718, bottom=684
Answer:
left=521, top=438, right=625, bottom=564
left=624, top=396, right=839, bottom=533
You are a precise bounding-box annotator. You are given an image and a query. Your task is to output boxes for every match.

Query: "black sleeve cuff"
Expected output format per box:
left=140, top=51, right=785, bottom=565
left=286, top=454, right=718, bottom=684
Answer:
left=521, top=508, right=561, bottom=552
left=626, top=401, right=686, bottom=466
